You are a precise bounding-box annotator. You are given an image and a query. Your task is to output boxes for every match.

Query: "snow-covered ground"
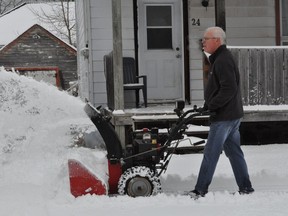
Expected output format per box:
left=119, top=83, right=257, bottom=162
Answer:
left=1, top=68, right=288, bottom=216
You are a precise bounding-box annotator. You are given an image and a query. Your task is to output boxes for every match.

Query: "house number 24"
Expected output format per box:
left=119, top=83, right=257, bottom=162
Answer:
left=191, top=18, right=200, bottom=26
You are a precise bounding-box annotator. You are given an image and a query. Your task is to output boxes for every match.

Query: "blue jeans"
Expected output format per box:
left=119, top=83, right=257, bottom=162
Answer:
left=195, top=118, right=252, bottom=193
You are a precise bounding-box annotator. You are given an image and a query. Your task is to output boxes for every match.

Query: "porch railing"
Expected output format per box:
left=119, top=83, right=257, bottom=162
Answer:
left=229, top=46, right=288, bottom=106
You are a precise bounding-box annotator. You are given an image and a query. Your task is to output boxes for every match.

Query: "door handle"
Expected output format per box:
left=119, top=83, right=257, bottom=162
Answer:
left=175, top=47, right=181, bottom=58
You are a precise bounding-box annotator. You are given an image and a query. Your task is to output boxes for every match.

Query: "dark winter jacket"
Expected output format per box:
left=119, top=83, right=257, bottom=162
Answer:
left=204, top=45, right=243, bottom=122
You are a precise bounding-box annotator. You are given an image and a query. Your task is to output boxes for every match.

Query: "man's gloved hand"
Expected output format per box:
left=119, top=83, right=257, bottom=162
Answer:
left=196, top=107, right=207, bottom=113
left=193, top=104, right=208, bottom=114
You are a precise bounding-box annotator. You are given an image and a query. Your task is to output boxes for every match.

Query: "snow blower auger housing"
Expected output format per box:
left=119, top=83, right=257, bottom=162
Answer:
left=68, top=101, right=209, bottom=197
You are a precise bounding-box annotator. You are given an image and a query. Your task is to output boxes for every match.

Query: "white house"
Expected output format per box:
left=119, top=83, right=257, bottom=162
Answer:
left=75, top=0, right=287, bottom=108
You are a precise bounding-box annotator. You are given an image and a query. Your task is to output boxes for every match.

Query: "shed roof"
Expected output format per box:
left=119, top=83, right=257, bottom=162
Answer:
left=0, top=24, right=76, bottom=54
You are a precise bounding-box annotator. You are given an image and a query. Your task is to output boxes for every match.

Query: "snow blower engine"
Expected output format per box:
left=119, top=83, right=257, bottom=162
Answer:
left=68, top=101, right=209, bottom=197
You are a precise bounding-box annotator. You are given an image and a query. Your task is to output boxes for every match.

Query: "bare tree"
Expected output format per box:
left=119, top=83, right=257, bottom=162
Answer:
left=28, top=0, right=76, bottom=46
left=0, top=0, right=76, bottom=45
left=0, top=0, right=25, bottom=15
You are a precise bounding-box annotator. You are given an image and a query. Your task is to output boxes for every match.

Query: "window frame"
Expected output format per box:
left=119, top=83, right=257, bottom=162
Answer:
left=144, top=4, right=174, bottom=50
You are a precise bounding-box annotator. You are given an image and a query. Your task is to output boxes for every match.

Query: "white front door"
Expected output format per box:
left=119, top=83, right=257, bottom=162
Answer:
left=138, top=0, right=183, bottom=102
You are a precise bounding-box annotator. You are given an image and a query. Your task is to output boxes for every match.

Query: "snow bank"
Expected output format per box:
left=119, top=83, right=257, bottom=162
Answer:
left=1, top=68, right=288, bottom=216
left=0, top=68, right=107, bottom=203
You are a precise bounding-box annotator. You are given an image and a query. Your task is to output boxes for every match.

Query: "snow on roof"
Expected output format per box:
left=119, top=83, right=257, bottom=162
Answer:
left=0, top=2, right=75, bottom=46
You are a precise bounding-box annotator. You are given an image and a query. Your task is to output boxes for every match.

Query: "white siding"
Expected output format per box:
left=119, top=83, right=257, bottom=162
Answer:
left=88, top=0, right=135, bottom=107
left=226, top=1, right=276, bottom=46
left=188, top=0, right=215, bottom=105
left=188, top=0, right=276, bottom=105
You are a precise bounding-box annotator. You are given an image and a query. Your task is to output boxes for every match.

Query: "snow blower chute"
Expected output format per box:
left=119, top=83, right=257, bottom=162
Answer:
left=68, top=101, right=209, bottom=197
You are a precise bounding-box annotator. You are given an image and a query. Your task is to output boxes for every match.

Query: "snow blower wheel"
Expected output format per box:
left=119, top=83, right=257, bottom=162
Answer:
left=118, top=166, right=161, bottom=197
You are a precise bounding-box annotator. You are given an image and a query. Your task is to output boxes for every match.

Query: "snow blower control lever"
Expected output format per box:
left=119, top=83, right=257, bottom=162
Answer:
left=68, top=101, right=209, bottom=197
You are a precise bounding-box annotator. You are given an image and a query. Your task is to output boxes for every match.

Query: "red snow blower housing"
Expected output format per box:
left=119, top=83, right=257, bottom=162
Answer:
left=68, top=101, right=209, bottom=197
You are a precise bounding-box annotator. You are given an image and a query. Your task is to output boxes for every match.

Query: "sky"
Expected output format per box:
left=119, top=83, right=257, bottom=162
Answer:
left=1, top=67, right=288, bottom=216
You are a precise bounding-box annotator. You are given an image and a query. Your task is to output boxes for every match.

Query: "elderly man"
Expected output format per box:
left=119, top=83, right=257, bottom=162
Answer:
left=190, top=27, right=254, bottom=197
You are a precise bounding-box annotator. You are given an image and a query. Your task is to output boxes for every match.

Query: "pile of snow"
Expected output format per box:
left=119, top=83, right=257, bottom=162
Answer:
left=0, top=68, right=107, bottom=213
left=0, top=68, right=288, bottom=216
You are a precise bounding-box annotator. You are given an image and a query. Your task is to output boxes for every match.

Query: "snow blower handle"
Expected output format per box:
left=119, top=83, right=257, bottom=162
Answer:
left=192, top=104, right=214, bottom=116
left=192, top=104, right=206, bottom=113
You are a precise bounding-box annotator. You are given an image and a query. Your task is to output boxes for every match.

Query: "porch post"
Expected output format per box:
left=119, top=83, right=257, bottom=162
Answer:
left=112, top=0, right=124, bottom=110
left=112, top=0, right=125, bottom=147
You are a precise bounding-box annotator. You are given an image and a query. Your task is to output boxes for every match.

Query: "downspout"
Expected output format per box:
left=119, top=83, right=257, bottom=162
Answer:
left=215, top=0, right=226, bottom=31
left=182, top=0, right=190, bottom=104
left=85, top=0, right=94, bottom=105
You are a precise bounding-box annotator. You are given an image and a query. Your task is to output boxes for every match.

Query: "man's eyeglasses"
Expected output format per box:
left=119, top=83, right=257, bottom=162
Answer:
left=202, top=37, right=218, bottom=41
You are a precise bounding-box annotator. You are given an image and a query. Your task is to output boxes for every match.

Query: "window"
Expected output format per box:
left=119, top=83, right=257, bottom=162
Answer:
left=146, top=5, right=173, bottom=49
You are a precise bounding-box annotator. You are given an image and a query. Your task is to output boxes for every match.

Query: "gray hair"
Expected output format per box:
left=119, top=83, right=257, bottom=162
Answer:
left=205, top=27, right=226, bottom=45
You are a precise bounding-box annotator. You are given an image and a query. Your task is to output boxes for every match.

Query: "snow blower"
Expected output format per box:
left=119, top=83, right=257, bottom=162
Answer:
left=68, top=101, right=209, bottom=197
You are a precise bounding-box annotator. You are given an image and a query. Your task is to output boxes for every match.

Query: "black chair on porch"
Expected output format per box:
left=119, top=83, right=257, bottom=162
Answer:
left=104, top=53, right=147, bottom=109
left=123, top=57, right=147, bottom=108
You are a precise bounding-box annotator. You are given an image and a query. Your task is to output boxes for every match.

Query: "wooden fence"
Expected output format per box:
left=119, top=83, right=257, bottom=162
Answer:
left=230, top=47, right=288, bottom=105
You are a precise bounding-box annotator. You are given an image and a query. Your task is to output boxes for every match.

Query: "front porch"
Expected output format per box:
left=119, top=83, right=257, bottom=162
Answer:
left=109, top=104, right=288, bottom=145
